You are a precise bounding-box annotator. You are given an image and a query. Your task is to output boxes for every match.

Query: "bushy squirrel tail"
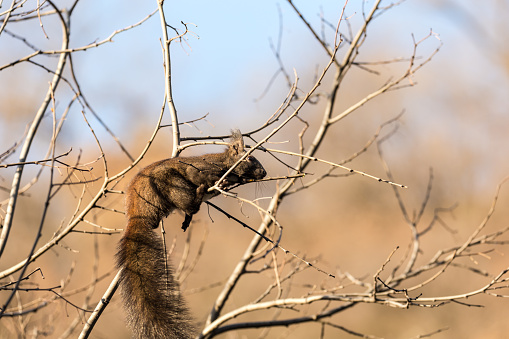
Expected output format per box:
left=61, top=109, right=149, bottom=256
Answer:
left=116, top=219, right=195, bottom=339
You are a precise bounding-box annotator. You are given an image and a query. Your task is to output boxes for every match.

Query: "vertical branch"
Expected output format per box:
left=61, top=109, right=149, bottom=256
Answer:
left=0, top=0, right=17, bottom=36
left=80, top=3, right=183, bottom=335
left=337, top=0, right=381, bottom=79
left=0, top=55, right=62, bottom=317
left=79, top=271, right=121, bottom=339
left=277, top=1, right=349, bottom=195
left=205, top=6, right=346, bottom=330
left=157, top=0, right=180, bottom=156
left=204, top=190, right=282, bottom=328
left=0, top=0, right=69, bottom=259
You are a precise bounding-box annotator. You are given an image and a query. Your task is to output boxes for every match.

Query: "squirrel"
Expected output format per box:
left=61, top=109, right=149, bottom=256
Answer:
left=116, top=130, right=266, bottom=339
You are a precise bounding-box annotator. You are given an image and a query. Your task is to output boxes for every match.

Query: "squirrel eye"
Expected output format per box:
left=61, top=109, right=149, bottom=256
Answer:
left=247, top=156, right=254, bottom=162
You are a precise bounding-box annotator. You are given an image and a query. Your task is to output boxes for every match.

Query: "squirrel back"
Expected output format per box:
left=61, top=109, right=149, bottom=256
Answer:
left=116, top=131, right=266, bottom=338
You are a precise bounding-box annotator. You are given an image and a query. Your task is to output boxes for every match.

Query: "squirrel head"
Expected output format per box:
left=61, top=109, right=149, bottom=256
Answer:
left=226, top=129, right=266, bottom=182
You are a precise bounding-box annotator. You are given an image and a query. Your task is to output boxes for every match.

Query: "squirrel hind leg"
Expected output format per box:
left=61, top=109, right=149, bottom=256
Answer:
left=179, top=183, right=207, bottom=232
left=182, top=214, right=192, bottom=231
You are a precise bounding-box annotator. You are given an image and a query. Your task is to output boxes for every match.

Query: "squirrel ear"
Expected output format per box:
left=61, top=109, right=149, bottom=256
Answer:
left=229, top=129, right=245, bottom=155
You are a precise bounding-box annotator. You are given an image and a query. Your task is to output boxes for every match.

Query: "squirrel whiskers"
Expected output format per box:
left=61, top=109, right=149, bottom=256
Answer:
left=116, top=130, right=266, bottom=338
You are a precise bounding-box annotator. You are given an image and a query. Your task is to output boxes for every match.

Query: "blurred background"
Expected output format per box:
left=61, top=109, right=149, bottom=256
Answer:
left=1, top=0, right=508, bottom=338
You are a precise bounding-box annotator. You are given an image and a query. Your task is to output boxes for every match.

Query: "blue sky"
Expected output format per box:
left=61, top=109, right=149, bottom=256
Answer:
left=1, top=0, right=508, bottom=194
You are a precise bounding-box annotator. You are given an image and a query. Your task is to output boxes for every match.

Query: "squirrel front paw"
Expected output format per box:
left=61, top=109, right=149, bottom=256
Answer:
left=218, top=178, right=230, bottom=188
